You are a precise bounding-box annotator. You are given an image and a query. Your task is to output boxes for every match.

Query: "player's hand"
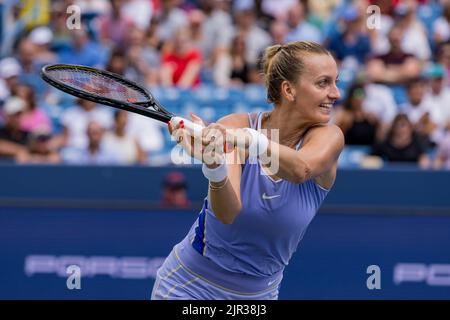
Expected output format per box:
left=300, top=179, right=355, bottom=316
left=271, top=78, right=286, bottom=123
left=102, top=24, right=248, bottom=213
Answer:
left=169, top=113, right=233, bottom=167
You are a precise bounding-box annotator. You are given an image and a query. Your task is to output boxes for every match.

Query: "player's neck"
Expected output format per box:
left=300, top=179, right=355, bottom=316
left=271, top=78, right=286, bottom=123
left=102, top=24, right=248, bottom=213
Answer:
left=262, top=109, right=310, bottom=148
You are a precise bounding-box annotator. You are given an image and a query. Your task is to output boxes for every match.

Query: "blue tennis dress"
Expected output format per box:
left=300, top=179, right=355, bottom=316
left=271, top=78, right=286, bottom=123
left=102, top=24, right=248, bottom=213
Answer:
left=151, top=113, right=330, bottom=300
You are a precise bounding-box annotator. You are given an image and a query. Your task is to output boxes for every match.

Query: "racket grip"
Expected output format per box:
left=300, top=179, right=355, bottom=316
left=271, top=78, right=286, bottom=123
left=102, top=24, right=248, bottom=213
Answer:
left=171, top=116, right=204, bottom=137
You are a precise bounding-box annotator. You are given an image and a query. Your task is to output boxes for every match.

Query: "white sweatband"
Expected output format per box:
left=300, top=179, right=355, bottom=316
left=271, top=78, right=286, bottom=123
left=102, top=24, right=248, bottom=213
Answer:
left=244, top=128, right=269, bottom=158
left=202, top=162, right=228, bottom=182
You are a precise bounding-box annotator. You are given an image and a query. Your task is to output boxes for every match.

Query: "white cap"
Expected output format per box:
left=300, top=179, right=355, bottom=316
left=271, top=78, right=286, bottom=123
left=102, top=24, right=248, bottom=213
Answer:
left=3, top=97, right=26, bottom=115
left=29, top=26, right=53, bottom=45
left=0, top=57, right=22, bottom=79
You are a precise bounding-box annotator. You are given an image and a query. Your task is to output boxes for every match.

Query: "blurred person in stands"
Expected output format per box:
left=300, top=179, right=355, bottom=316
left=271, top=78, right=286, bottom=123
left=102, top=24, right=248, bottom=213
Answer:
left=103, top=110, right=147, bottom=165
left=366, top=24, right=421, bottom=85
left=62, top=121, right=119, bottom=165
left=357, top=73, right=398, bottom=141
left=269, top=19, right=289, bottom=45
left=97, top=0, right=135, bottom=48
left=228, top=33, right=259, bottom=85
left=0, top=97, right=28, bottom=160
left=12, top=83, right=52, bottom=133
left=393, top=0, right=431, bottom=61
left=58, top=27, right=108, bottom=68
left=160, top=171, right=191, bottom=209
left=0, top=57, right=22, bottom=102
left=423, top=64, right=450, bottom=134
left=125, top=25, right=160, bottom=85
left=326, top=5, right=371, bottom=66
left=196, top=0, right=234, bottom=86
left=15, top=39, right=45, bottom=94
left=156, top=0, right=189, bottom=43
left=437, top=42, right=450, bottom=80
left=371, top=113, right=430, bottom=167
left=160, top=27, right=202, bottom=88
left=433, top=131, right=450, bottom=169
left=233, top=7, right=272, bottom=66
left=15, top=128, right=60, bottom=164
left=53, top=98, right=113, bottom=150
left=27, top=26, right=57, bottom=66
left=285, top=1, right=322, bottom=44
left=334, top=83, right=380, bottom=146
left=433, top=1, right=450, bottom=47
left=401, top=77, right=437, bottom=148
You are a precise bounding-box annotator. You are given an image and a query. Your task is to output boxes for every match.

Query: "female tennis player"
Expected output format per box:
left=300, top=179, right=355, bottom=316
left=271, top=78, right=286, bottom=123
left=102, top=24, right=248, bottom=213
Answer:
left=151, top=41, right=344, bottom=300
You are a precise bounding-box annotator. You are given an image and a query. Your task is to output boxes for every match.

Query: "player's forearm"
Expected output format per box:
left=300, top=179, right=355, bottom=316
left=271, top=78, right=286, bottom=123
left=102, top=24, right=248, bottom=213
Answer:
left=208, top=181, right=241, bottom=224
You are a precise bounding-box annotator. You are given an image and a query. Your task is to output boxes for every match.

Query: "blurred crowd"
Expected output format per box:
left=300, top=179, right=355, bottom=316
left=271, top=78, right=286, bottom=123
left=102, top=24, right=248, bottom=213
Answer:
left=0, top=0, right=450, bottom=169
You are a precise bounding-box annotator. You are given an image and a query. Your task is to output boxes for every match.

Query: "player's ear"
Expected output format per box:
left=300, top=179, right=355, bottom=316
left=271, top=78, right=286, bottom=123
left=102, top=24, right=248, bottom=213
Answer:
left=281, top=80, right=296, bottom=102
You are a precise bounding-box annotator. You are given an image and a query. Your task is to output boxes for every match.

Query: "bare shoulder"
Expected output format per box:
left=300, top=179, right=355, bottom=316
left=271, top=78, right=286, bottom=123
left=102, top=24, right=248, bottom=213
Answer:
left=216, top=113, right=249, bottom=129
left=304, top=124, right=345, bottom=151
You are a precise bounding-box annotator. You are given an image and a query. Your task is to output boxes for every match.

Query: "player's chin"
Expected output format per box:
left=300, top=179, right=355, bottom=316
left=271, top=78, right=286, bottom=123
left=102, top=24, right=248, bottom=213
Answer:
left=316, top=107, right=332, bottom=122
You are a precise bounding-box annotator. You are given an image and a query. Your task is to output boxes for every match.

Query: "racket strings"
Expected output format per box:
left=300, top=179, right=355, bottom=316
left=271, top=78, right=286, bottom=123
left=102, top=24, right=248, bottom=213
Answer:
left=49, top=68, right=151, bottom=105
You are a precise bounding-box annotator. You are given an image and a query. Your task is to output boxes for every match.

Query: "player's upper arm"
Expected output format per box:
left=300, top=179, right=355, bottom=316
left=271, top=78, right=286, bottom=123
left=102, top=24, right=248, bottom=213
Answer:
left=298, top=124, right=345, bottom=178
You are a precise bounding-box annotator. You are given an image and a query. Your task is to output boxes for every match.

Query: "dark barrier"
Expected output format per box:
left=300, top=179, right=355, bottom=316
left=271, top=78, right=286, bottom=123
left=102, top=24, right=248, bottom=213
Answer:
left=1, top=164, right=450, bottom=212
left=1, top=165, right=449, bottom=299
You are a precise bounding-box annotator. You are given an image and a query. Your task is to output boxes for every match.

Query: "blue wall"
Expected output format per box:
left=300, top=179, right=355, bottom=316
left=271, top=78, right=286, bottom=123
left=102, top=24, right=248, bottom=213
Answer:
left=1, top=165, right=449, bottom=299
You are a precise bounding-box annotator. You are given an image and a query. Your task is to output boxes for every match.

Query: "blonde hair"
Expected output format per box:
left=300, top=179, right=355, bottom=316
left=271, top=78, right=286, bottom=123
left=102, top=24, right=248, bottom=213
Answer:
left=262, top=41, right=330, bottom=105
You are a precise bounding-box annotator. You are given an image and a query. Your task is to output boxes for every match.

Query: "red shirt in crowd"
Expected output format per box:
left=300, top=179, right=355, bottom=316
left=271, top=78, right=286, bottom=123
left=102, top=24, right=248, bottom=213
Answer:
left=161, top=49, right=202, bottom=87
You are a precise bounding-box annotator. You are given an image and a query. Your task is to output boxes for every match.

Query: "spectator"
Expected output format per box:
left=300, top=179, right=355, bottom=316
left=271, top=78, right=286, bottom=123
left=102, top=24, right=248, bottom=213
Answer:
left=96, top=0, right=135, bottom=48
left=102, top=110, right=147, bottom=165
left=16, top=128, right=60, bottom=164
left=13, top=83, right=52, bottom=133
left=58, top=28, right=108, bottom=68
left=326, top=5, right=371, bottom=65
left=285, top=2, right=322, bottom=44
left=233, top=8, right=272, bottom=66
left=334, top=83, right=379, bottom=146
left=27, top=26, right=57, bottom=66
left=269, top=19, right=289, bottom=45
left=366, top=24, right=422, bottom=85
left=195, top=1, right=234, bottom=85
left=62, top=121, right=119, bottom=165
left=362, top=80, right=398, bottom=141
left=401, top=77, right=438, bottom=147
left=371, top=113, right=430, bottom=167
left=228, top=33, right=254, bottom=85
left=55, top=99, right=113, bottom=150
left=125, top=25, right=161, bottom=85
left=433, top=132, right=450, bottom=169
left=437, top=42, right=450, bottom=80
left=160, top=28, right=203, bottom=88
left=433, top=1, right=450, bottom=47
left=156, top=0, right=189, bottom=43
left=16, top=39, right=46, bottom=95
left=394, top=1, right=431, bottom=61
left=423, top=63, right=450, bottom=134
left=0, top=57, right=21, bottom=102
left=160, top=171, right=192, bottom=208
left=0, top=97, right=29, bottom=159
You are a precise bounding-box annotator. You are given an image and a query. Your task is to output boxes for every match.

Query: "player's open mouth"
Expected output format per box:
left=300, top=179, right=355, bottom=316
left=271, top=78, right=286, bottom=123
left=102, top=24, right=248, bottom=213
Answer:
left=319, top=103, right=333, bottom=110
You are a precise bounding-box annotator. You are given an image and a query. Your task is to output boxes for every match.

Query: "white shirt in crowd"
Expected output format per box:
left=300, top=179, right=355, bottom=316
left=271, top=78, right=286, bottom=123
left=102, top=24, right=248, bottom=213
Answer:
left=61, top=105, right=113, bottom=149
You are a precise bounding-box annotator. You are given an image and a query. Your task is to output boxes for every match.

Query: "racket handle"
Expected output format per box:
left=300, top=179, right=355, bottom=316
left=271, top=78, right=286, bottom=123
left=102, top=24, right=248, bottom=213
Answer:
left=171, top=116, right=204, bottom=137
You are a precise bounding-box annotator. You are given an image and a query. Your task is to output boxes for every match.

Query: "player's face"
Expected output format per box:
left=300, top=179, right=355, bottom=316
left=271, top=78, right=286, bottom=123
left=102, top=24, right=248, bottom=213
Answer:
left=294, top=53, right=340, bottom=124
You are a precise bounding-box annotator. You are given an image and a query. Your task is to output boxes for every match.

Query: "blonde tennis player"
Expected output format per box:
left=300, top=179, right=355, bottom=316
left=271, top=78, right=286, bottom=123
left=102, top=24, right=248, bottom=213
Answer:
left=152, top=41, right=344, bottom=300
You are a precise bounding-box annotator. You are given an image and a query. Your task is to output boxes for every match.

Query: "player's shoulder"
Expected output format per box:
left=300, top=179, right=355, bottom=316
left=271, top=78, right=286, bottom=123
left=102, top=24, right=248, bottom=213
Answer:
left=216, top=113, right=249, bottom=129
left=305, top=123, right=345, bottom=147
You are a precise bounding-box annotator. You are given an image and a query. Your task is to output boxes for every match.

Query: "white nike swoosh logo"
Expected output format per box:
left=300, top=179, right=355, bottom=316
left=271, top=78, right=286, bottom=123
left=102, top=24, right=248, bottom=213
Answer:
left=262, top=193, right=281, bottom=200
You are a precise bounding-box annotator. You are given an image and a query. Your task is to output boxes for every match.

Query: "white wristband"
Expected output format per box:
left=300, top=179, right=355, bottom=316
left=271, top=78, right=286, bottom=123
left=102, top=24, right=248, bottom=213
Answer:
left=244, top=128, right=269, bottom=158
left=202, top=162, right=228, bottom=182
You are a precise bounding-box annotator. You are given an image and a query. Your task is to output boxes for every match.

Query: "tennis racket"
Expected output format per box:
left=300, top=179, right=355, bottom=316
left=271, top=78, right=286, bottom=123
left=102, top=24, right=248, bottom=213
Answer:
left=41, top=64, right=203, bottom=135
